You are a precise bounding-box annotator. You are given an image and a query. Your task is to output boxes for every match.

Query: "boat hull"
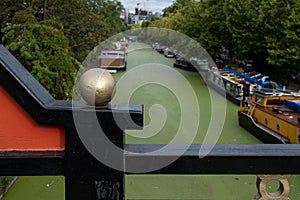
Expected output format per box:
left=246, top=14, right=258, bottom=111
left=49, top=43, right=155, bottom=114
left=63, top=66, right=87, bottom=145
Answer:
left=99, top=63, right=126, bottom=71
left=173, top=63, right=197, bottom=72
left=238, top=110, right=289, bottom=144
left=205, top=79, right=241, bottom=105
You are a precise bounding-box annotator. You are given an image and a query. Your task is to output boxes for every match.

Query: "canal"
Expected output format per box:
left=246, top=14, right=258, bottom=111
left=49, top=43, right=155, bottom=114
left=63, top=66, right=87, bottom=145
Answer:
left=3, top=42, right=300, bottom=199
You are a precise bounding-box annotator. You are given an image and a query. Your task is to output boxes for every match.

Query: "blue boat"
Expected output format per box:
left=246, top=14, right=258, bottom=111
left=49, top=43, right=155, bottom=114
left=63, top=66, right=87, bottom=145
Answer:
left=223, top=67, right=284, bottom=89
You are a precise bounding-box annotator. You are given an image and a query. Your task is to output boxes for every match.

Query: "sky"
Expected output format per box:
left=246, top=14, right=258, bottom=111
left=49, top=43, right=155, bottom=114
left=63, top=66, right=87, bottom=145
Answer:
left=119, top=0, right=174, bottom=13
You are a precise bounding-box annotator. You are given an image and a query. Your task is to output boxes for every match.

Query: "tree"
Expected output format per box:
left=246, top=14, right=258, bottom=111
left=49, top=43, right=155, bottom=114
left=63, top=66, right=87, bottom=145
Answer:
left=192, top=0, right=233, bottom=60
left=163, top=0, right=193, bottom=17
left=1, top=0, right=126, bottom=62
left=259, top=0, right=300, bottom=71
left=224, top=0, right=300, bottom=79
left=224, top=0, right=268, bottom=66
left=3, top=11, right=80, bottom=100
left=152, top=0, right=233, bottom=60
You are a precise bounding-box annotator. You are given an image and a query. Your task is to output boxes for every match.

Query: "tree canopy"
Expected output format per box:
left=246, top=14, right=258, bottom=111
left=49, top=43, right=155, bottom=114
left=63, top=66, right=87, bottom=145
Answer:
left=3, top=11, right=80, bottom=100
left=1, top=0, right=125, bottom=99
left=151, top=0, right=300, bottom=78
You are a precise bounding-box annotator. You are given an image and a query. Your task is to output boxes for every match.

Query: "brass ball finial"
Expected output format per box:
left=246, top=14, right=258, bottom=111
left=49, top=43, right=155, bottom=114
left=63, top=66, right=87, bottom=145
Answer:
left=79, top=68, right=116, bottom=106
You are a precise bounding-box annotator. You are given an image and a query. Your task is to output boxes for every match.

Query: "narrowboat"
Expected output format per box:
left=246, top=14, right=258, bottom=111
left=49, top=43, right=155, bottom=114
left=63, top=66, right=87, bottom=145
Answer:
left=206, top=70, right=258, bottom=105
left=238, top=89, right=300, bottom=143
left=98, top=50, right=126, bottom=72
left=223, top=67, right=284, bottom=89
left=173, top=57, right=197, bottom=71
left=153, top=44, right=166, bottom=54
left=190, top=57, right=210, bottom=71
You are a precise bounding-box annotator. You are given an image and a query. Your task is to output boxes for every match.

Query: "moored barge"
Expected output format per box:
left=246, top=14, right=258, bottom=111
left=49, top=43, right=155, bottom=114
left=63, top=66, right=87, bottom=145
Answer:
left=99, top=50, right=126, bottom=72
left=206, top=69, right=258, bottom=105
left=223, top=67, right=284, bottom=89
left=238, top=89, right=300, bottom=143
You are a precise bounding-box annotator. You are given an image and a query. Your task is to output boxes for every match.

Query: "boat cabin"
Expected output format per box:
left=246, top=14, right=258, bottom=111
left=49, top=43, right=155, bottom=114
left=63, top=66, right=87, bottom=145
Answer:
left=99, top=50, right=126, bottom=72
left=248, top=89, right=300, bottom=143
left=206, top=70, right=258, bottom=104
left=251, top=89, right=300, bottom=107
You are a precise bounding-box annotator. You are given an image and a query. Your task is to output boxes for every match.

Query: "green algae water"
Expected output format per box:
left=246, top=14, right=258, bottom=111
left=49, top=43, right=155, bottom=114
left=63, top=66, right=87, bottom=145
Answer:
left=3, top=42, right=300, bottom=200
left=2, top=176, right=65, bottom=200
left=113, top=42, right=261, bottom=145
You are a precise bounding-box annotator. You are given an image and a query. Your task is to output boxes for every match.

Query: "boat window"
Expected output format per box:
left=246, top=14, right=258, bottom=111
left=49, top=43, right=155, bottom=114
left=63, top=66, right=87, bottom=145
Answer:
left=213, top=74, right=217, bottom=81
left=218, top=78, right=223, bottom=86
left=265, top=118, right=268, bottom=125
left=230, top=84, right=236, bottom=93
left=237, top=86, right=242, bottom=94
left=208, top=73, right=214, bottom=80
left=298, top=134, right=300, bottom=143
left=276, top=124, right=280, bottom=131
left=255, top=96, right=264, bottom=104
left=225, top=82, right=231, bottom=91
left=267, top=100, right=285, bottom=105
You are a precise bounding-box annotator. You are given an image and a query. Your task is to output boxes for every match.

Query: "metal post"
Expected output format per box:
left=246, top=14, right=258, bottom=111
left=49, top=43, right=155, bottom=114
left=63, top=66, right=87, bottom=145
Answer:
left=0, top=14, right=2, bottom=44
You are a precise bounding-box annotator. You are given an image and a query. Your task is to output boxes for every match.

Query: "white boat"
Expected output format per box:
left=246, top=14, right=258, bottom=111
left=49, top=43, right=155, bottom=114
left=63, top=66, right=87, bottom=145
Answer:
left=98, top=50, right=127, bottom=72
left=206, top=69, right=259, bottom=105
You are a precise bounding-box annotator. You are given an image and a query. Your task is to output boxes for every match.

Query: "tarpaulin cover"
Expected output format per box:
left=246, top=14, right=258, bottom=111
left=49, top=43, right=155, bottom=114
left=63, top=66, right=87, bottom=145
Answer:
left=284, top=100, right=300, bottom=113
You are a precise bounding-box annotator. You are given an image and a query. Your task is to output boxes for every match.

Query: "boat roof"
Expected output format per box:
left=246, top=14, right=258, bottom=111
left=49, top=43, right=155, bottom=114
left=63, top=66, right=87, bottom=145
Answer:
left=261, top=106, right=300, bottom=128
left=99, top=50, right=125, bottom=58
left=210, top=70, right=243, bottom=86
left=254, top=88, right=300, bottom=96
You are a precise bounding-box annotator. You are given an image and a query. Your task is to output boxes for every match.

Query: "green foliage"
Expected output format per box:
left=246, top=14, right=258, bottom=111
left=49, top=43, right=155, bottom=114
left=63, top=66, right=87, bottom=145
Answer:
left=259, top=0, right=300, bottom=71
left=151, top=0, right=300, bottom=75
left=3, top=12, right=80, bottom=100
left=141, top=21, right=151, bottom=28
left=163, top=0, right=193, bottom=17
left=0, top=176, right=13, bottom=195
left=1, top=1, right=126, bottom=99
left=224, top=0, right=268, bottom=64
left=127, top=24, right=142, bottom=30
left=12, top=10, right=38, bottom=24
left=1, top=0, right=126, bottom=62
left=152, top=0, right=231, bottom=59
left=224, top=0, right=300, bottom=74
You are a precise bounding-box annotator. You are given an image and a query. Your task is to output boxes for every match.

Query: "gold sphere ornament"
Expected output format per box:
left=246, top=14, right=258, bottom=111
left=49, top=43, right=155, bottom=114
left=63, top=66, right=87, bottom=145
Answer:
left=79, top=68, right=116, bottom=106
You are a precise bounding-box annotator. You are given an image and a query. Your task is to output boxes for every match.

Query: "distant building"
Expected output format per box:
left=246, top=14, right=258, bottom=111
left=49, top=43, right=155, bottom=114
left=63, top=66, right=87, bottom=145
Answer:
left=121, top=3, right=162, bottom=24
left=154, top=12, right=162, bottom=18
left=120, top=9, right=129, bottom=24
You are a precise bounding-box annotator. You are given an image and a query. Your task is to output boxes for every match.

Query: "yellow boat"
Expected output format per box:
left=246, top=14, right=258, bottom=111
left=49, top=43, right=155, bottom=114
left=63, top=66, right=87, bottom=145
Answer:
left=238, top=88, right=300, bottom=143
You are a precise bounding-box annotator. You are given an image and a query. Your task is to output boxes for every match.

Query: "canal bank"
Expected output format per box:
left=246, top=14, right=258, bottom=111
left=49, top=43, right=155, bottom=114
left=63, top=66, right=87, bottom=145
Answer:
left=3, top=42, right=300, bottom=200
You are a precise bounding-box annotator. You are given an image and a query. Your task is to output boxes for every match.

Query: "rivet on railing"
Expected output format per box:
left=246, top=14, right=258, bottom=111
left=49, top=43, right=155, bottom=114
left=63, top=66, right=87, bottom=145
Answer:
left=253, top=175, right=291, bottom=200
